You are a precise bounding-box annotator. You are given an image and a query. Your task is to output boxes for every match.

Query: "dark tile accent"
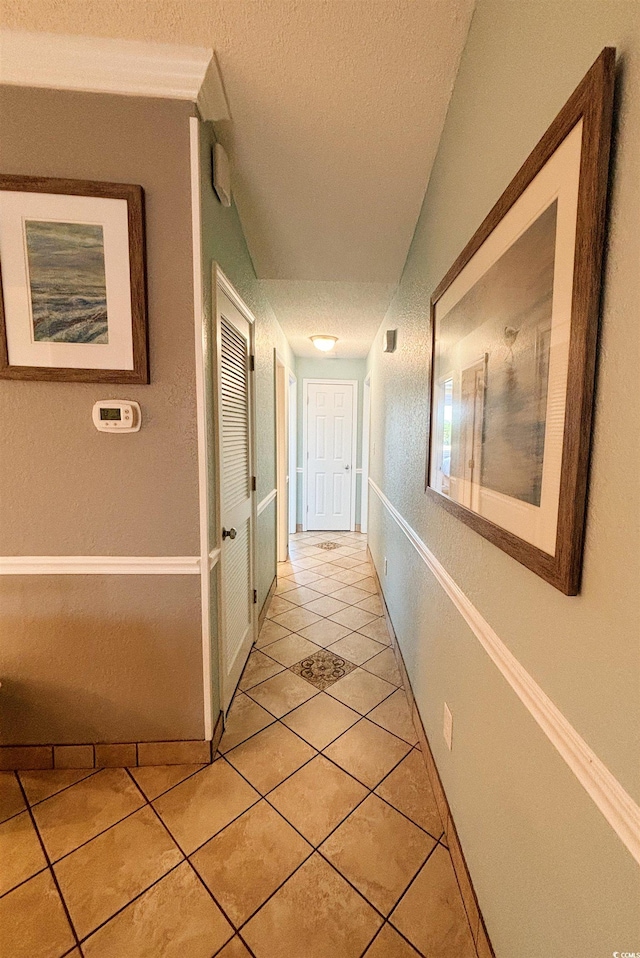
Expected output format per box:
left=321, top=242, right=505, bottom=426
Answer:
left=291, top=650, right=357, bottom=690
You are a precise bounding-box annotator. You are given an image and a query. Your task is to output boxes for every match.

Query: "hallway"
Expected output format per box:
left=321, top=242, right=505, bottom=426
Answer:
left=1, top=4, right=638, bottom=955
left=0, top=532, right=476, bottom=958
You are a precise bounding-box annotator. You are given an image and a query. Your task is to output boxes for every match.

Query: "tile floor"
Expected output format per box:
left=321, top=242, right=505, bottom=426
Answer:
left=0, top=531, right=477, bottom=958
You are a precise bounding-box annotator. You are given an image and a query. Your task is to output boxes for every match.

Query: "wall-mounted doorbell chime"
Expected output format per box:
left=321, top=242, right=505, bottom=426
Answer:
left=212, top=141, right=232, bottom=207
left=383, top=329, right=397, bottom=352
left=92, top=400, right=142, bottom=433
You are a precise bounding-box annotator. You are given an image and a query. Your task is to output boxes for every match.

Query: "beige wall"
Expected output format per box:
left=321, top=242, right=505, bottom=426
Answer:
left=0, top=88, right=205, bottom=743
left=366, top=1, right=640, bottom=954
left=1, top=575, right=204, bottom=743
left=0, top=88, right=199, bottom=556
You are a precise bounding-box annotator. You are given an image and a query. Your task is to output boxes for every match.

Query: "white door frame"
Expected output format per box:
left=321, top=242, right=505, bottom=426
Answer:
left=212, top=263, right=258, bottom=714
left=190, top=117, right=211, bottom=738
left=361, top=373, right=371, bottom=534
left=302, top=378, right=358, bottom=532
left=275, top=351, right=289, bottom=562
left=288, top=371, right=297, bottom=536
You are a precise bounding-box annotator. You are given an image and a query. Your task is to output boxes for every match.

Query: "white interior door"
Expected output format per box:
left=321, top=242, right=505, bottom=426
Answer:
left=306, top=380, right=355, bottom=531
left=288, top=374, right=297, bottom=535
left=276, top=356, right=288, bottom=562
left=361, top=374, right=371, bottom=534
left=217, top=285, right=256, bottom=711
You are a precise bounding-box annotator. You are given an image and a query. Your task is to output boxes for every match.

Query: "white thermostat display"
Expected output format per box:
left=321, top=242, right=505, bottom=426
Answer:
left=92, top=400, right=141, bottom=433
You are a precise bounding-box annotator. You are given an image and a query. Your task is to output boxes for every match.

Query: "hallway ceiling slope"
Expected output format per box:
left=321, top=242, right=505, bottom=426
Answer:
left=2, top=0, right=475, bottom=358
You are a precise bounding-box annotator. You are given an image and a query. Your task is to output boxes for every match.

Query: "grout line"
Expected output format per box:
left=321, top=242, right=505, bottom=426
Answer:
left=36, top=799, right=148, bottom=868
left=0, top=860, right=49, bottom=901
left=222, top=705, right=441, bottom=855
left=184, top=856, right=237, bottom=945
left=0, top=771, right=28, bottom=827
left=244, top=593, right=412, bottom=747
left=359, top=920, right=425, bottom=958
left=217, top=714, right=279, bottom=758
left=166, top=756, right=264, bottom=863
left=314, top=846, right=401, bottom=924
left=17, top=767, right=102, bottom=812
left=371, top=765, right=450, bottom=845
left=77, top=858, right=187, bottom=945
left=214, top=725, right=398, bottom=871
left=129, top=762, right=211, bottom=802
left=356, top=922, right=386, bottom=958
left=386, top=838, right=441, bottom=927
left=70, top=769, right=237, bottom=948
left=223, top=730, right=321, bottom=802
left=240, top=670, right=402, bottom=741
left=211, top=931, right=259, bottom=958
left=14, top=773, right=84, bottom=955
left=233, top=846, right=316, bottom=933
left=169, top=759, right=318, bottom=936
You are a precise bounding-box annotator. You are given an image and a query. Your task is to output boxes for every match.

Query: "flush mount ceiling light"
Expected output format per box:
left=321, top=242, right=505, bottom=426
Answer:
left=310, top=335, right=338, bottom=352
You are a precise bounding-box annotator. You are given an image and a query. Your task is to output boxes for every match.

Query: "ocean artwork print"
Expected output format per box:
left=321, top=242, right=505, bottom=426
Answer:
left=24, top=219, right=109, bottom=344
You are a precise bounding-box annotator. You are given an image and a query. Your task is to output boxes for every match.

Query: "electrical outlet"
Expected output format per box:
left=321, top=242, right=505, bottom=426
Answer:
left=384, top=557, right=388, bottom=576
left=443, top=702, right=453, bottom=750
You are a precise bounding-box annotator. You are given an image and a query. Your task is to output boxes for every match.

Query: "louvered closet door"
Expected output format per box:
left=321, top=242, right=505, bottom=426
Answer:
left=307, top=381, right=354, bottom=531
left=217, top=288, right=255, bottom=711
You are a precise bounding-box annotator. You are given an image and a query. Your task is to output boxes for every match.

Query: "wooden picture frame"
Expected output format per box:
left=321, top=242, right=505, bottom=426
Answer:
left=0, top=174, right=148, bottom=383
left=426, top=48, right=615, bottom=595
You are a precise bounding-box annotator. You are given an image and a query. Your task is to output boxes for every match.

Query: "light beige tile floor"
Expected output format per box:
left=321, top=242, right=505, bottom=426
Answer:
left=0, top=531, right=477, bottom=958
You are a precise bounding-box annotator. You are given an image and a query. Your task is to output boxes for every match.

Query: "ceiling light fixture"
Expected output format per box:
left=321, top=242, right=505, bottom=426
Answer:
left=310, top=335, right=338, bottom=352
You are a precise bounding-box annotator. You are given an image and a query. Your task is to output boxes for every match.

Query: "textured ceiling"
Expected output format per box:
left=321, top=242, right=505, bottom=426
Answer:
left=2, top=0, right=475, bottom=356
left=260, top=280, right=396, bottom=358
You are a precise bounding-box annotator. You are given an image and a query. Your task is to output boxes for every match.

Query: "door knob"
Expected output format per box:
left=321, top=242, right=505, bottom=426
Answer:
left=222, top=527, right=237, bottom=540
left=345, top=465, right=351, bottom=470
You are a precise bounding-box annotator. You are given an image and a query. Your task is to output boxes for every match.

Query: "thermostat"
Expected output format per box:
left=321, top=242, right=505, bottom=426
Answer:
left=92, top=400, right=141, bottom=433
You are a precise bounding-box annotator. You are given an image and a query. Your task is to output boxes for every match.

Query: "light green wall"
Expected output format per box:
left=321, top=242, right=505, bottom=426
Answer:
left=199, top=121, right=295, bottom=717
left=366, top=2, right=640, bottom=955
left=295, top=357, right=367, bottom=528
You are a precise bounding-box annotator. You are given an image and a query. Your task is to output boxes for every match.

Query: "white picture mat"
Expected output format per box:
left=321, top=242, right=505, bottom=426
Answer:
left=0, top=191, right=134, bottom=369
left=431, top=121, right=583, bottom=555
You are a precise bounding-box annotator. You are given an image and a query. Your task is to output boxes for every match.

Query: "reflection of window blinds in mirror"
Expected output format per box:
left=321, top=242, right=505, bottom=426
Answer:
left=221, top=317, right=249, bottom=512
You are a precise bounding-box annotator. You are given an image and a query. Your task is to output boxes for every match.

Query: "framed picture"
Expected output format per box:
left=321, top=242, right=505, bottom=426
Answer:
left=0, top=175, right=148, bottom=383
left=426, top=49, right=615, bottom=595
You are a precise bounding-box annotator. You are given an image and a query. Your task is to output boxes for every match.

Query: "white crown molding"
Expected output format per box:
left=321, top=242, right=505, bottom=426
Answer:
left=368, top=478, right=640, bottom=866
left=0, top=555, right=200, bottom=575
left=0, top=29, right=229, bottom=121
left=257, top=488, right=277, bottom=516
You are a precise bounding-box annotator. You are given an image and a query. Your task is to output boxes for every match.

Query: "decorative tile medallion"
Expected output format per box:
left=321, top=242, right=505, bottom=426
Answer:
left=318, top=541, right=341, bottom=551
left=291, top=650, right=357, bottom=690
